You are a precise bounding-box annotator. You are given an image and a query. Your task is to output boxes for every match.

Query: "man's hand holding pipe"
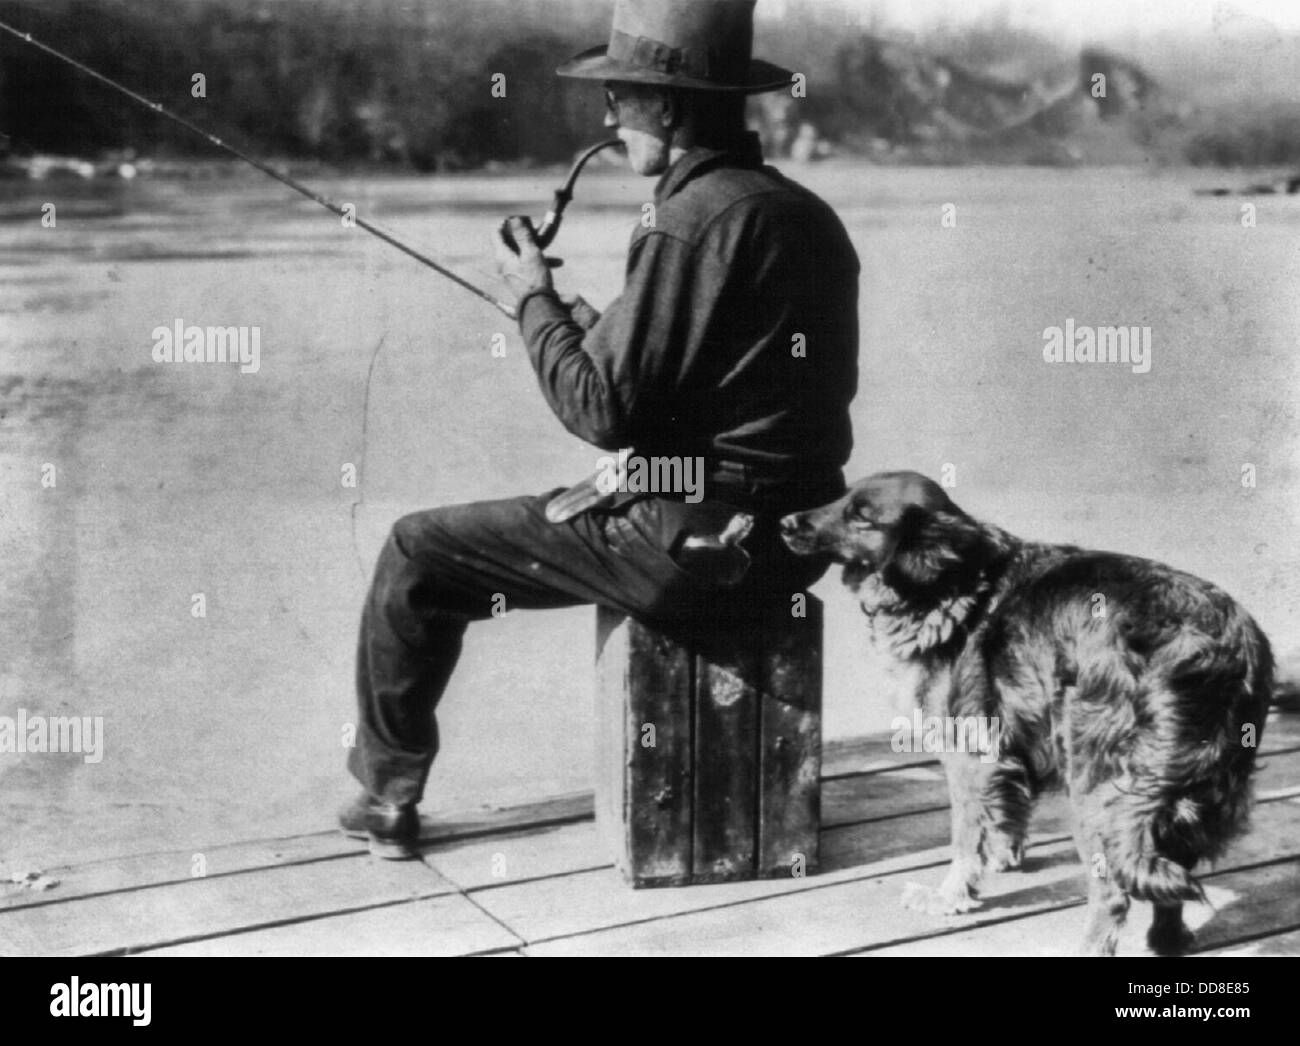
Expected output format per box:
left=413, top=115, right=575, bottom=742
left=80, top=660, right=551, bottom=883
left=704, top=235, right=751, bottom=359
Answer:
left=493, top=216, right=555, bottom=306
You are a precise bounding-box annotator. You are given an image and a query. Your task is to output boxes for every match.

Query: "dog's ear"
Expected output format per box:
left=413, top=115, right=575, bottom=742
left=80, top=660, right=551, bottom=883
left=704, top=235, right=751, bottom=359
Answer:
left=883, top=506, right=991, bottom=595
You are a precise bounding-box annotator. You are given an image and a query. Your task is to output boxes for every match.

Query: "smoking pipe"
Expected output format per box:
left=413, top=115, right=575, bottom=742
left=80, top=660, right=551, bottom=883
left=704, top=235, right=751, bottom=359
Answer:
left=503, top=138, right=624, bottom=252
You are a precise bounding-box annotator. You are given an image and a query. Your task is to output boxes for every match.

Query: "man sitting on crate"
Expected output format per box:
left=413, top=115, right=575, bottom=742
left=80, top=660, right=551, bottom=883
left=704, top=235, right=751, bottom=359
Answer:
left=341, top=0, right=860, bottom=859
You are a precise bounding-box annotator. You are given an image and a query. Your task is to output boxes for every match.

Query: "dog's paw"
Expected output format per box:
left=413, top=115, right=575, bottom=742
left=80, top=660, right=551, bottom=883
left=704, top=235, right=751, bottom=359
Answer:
left=900, top=880, right=981, bottom=917
left=986, top=837, right=1025, bottom=872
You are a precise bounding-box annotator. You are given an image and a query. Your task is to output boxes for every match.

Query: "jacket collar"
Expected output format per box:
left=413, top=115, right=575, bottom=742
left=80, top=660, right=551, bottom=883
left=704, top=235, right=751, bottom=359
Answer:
left=654, top=131, right=764, bottom=202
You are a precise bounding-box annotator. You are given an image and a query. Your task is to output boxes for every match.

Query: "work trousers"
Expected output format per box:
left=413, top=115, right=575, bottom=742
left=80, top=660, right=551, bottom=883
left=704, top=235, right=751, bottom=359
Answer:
left=347, top=488, right=834, bottom=805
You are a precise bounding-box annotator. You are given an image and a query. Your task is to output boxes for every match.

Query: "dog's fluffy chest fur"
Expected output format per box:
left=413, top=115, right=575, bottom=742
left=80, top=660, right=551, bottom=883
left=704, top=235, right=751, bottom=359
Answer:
left=850, top=570, right=995, bottom=662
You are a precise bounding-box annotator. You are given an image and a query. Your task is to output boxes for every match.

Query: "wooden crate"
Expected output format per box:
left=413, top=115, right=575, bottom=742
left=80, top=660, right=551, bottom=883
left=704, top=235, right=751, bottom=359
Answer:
left=594, top=597, right=822, bottom=887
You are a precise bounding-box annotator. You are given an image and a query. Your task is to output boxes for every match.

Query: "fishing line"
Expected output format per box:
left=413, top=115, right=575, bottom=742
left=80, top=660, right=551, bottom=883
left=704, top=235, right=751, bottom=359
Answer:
left=351, top=332, right=387, bottom=581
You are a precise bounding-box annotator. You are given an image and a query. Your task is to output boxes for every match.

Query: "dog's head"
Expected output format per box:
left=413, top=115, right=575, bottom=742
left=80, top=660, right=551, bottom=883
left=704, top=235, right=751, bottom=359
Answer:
left=780, top=471, right=997, bottom=597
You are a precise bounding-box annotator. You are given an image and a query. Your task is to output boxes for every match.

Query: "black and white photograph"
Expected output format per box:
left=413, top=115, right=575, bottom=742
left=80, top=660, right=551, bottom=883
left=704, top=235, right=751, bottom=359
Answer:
left=2, top=0, right=1299, bottom=974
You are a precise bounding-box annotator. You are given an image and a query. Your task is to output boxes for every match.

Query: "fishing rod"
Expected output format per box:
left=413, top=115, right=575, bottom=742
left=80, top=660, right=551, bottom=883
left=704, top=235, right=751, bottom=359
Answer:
left=0, top=19, right=621, bottom=320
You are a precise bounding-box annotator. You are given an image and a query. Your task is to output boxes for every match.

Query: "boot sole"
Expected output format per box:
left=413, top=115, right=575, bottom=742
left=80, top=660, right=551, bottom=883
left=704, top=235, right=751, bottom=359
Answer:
left=367, top=835, right=419, bottom=861
left=340, top=826, right=419, bottom=860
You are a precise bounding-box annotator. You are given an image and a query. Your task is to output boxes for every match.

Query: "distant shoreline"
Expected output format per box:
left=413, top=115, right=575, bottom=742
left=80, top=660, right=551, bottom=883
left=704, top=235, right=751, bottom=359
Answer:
left=7, top=151, right=1300, bottom=186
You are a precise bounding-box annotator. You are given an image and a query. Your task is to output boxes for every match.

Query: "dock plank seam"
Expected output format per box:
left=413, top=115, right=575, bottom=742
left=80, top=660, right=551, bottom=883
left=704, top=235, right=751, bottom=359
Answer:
left=410, top=861, right=531, bottom=955
left=0, top=847, right=367, bottom=915
left=107, top=886, right=459, bottom=957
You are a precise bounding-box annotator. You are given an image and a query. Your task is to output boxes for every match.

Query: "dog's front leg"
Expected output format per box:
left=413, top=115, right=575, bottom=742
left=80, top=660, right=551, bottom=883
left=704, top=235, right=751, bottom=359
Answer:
left=902, top=752, right=990, bottom=915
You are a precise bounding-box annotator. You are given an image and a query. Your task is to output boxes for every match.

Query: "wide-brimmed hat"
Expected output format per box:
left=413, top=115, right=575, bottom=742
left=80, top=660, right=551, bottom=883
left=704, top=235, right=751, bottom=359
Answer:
left=557, top=0, right=793, bottom=94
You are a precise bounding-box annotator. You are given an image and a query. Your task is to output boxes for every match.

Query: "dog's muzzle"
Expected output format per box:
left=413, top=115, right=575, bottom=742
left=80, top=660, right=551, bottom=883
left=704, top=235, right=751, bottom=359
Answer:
left=778, top=513, right=817, bottom=555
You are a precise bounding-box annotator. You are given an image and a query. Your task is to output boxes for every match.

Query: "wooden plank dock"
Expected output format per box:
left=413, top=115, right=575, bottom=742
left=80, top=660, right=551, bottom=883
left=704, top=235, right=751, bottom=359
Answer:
left=3, top=712, right=1298, bottom=958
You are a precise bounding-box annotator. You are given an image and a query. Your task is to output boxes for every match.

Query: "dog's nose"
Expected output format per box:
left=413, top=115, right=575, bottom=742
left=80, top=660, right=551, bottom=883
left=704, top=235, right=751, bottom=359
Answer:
left=779, top=514, right=801, bottom=535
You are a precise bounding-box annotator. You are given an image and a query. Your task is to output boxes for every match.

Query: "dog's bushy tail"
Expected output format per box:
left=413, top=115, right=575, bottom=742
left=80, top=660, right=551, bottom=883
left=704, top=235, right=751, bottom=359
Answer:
left=1107, top=804, right=1210, bottom=905
left=1086, top=620, right=1273, bottom=905
left=1104, top=737, right=1258, bottom=905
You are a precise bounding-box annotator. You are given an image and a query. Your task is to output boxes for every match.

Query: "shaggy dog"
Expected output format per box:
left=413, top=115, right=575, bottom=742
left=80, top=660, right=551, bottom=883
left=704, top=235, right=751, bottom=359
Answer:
left=780, top=471, right=1273, bottom=956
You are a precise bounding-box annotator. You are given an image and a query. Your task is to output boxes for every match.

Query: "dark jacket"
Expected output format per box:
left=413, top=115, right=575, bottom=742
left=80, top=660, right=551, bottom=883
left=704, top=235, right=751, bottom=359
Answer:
left=518, top=132, right=859, bottom=494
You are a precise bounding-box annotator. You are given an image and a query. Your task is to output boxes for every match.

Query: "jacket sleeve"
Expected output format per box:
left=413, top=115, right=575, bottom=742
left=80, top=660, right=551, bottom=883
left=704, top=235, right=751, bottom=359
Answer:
left=517, top=231, right=693, bottom=451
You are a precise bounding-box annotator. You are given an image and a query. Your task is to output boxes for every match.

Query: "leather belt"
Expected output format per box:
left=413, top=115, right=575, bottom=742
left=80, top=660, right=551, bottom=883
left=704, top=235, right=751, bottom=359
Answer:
left=544, top=455, right=842, bottom=524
